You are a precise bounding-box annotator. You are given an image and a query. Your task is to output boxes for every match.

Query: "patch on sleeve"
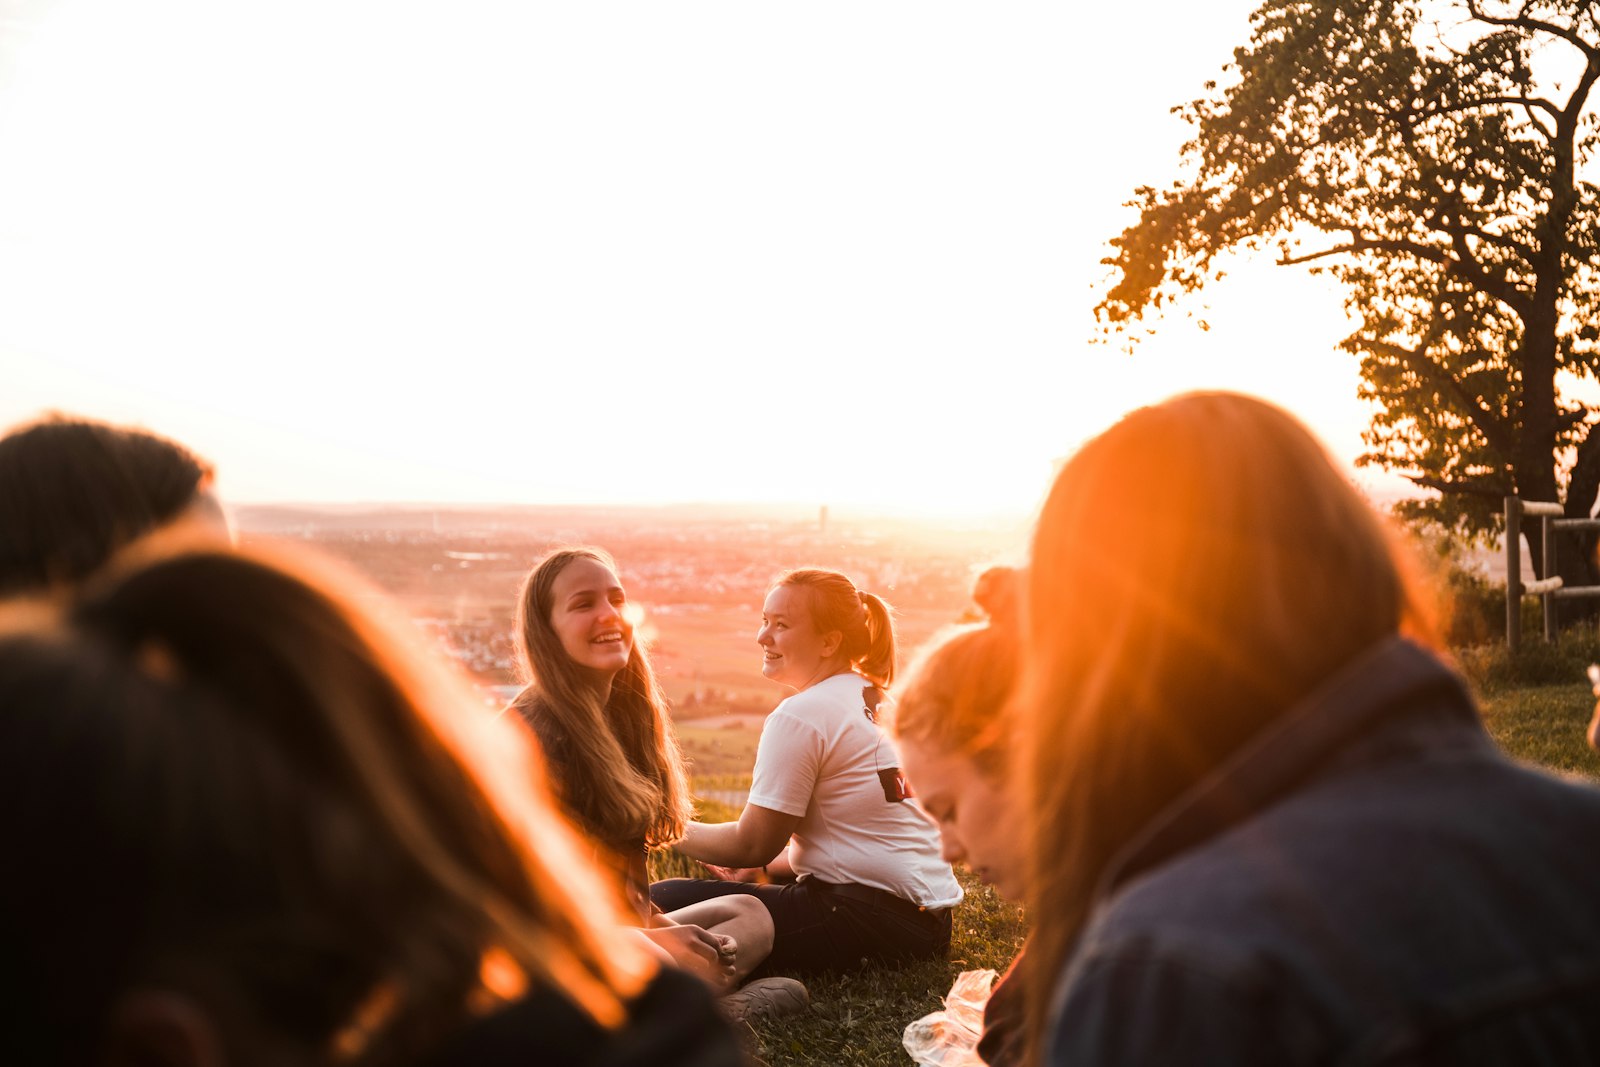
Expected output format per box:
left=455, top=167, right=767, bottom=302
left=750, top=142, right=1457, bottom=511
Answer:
left=878, top=766, right=914, bottom=802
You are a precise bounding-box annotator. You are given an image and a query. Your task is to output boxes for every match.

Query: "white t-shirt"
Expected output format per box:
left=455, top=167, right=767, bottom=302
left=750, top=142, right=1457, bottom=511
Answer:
left=747, top=672, right=964, bottom=909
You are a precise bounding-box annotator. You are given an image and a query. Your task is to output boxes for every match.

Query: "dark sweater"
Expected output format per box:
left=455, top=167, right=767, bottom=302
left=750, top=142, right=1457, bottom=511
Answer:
left=420, top=968, right=745, bottom=1067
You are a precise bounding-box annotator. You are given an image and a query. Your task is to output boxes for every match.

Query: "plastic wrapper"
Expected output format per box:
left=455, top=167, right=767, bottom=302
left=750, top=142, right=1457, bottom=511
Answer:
left=902, top=968, right=997, bottom=1066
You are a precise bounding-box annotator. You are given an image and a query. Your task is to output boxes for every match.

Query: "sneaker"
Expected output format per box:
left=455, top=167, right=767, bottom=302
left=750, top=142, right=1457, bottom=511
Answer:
left=715, top=977, right=810, bottom=1023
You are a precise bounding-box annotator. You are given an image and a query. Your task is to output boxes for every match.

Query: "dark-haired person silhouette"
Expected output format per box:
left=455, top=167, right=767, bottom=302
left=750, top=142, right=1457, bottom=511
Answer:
left=0, top=413, right=230, bottom=597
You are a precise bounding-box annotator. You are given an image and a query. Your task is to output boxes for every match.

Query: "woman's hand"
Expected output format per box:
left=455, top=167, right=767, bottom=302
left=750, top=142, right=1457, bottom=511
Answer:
left=702, top=846, right=797, bottom=884
left=701, top=864, right=764, bottom=883
left=1588, top=699, right=1600, bottom=751
left=642, top=923, right=739, bottom=991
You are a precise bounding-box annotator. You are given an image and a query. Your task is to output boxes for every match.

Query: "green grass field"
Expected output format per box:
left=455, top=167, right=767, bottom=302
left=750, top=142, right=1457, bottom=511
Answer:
left=1477, top=680, right=1600, bottom=779
left=658, top=675, right=1600, bottom=1067
left=675, top=723, right=762, bottom=780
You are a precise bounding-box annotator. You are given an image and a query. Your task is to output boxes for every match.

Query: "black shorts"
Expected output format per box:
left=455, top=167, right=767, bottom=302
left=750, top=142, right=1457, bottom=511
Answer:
left=649, top=875, right=953, bottom=978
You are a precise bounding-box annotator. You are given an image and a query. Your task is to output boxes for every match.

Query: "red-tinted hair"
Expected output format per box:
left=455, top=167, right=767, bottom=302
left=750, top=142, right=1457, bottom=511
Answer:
left=1016, top=392, right=1438, bottom=1055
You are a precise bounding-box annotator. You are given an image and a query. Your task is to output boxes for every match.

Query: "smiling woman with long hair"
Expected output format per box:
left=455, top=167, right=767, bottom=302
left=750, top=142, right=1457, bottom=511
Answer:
left=1018, top=392, right=1600, bottom=1064
left=0, top=547, right=742, bottom=1067
left=508, top=547, right=802, bottom=1021
left=509, top=548, right=692, bottom=867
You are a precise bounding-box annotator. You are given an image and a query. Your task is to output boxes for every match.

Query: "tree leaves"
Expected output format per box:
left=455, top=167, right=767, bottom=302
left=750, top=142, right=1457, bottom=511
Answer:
left=1097, top=0, right=1600, bottom=545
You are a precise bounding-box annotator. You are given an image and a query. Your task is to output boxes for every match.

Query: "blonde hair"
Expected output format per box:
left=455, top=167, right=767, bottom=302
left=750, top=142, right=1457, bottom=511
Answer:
left=774, top=567, right=899, bottom=689
left=891, top=567, right=1019, bottom=776
left=0, top=546, right=652, bottom=1062
left=510, top=547, right=690, bottom=850
left=1017, top=392, right=1437, bottom=1055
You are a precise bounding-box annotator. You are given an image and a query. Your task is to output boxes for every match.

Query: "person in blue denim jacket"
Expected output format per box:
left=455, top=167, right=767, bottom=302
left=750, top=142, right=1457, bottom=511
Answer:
left=1016, top=392, right=1600, bottom=1065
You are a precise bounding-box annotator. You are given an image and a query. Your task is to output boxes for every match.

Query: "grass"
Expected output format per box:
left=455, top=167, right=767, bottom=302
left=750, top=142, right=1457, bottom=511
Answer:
left=675, top=723, right=762, bottom=780
left=653, top=840, right=1026, bottom=1067
left=1458, top=633, right=1600, bottom=780
left=734, top=874, right=1027, bottom=1067
left=653, top=661, right=1600, bottom=1067
left=1477, top=680, right=1600, bottom=779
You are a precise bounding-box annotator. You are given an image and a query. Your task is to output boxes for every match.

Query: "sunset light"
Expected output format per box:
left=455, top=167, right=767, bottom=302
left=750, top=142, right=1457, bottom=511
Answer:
left=0, top=0, right=1409, bottom=519
left=9, top=3, right=1600, bottom=1062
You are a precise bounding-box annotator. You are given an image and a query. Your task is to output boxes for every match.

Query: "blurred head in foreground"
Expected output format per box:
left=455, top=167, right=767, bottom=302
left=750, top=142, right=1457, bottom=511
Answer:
left=0, top=414, right=230, bottom=597
left=892, top=566, right=1024, bottom=900
left=0, top=548, right=650, bottom=1066
left=1017, top=391, right=1435, bottom=1033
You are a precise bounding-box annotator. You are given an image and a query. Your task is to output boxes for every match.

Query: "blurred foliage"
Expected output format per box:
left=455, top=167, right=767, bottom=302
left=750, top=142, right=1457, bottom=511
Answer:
left=1457, top=631, right=1600, bottom=693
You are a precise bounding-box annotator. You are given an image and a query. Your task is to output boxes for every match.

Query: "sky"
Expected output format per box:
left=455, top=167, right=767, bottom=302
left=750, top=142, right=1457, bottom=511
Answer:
left=0, top=0, right=1413, bottom=519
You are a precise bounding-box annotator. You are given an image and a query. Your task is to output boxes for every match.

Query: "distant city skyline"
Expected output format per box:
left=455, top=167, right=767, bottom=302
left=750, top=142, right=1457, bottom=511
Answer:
left=2, top=0, right=1418, bottom=519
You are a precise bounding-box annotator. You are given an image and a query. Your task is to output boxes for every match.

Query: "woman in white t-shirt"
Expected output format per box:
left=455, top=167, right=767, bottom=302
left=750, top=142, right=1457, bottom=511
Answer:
left=652, top=568, right=963, bottom=976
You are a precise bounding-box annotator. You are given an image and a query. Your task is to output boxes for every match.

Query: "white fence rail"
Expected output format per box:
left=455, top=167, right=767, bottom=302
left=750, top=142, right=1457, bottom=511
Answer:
left=1504, top=496, right=1600, bottom=651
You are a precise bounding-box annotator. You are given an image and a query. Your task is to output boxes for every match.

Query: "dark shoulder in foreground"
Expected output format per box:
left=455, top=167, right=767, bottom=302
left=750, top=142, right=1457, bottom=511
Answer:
left=420, top=966, right=746, bottom=1067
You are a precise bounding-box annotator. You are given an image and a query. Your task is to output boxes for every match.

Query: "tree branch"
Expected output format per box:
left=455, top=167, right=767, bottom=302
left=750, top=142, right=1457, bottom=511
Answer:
left=1407, top=474, right=1512, bottom=499
left=1465, top=0, right=1600, bottom=62
left=1280, top=237, right=1449, bottom=268
left=1364, top=336, right=1514, bottom=458
left=1392, top=103, right=1542, bottom=320
left=1448, top=219, right=1534, bottom=258
left=1415, top=94, right=1563, bottom=124
left=1281, top=235, right=1534, bottom=320
left=1439, top=208, right=1517, bottom=304
left=1561, top=51, right=1600, bottom=128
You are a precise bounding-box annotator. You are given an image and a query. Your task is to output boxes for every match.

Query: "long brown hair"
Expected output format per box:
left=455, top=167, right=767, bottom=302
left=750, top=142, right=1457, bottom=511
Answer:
left=774, top=567, right=899, bottom=689
left=1018, top=392, right=1437, bottom=1055
left=0, top=547, right=650, bottom=1064
left=510, top=547, right=690, bottom=850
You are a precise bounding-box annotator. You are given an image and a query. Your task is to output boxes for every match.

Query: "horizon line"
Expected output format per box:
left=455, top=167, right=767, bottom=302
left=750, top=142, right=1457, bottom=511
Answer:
left=229, top=499, right=1037, bottom=523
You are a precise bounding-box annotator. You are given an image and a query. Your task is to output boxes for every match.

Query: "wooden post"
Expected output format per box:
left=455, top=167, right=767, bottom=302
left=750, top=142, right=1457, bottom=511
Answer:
left=1506, top=496, right=1522, bottom=653
left=1543, top=514, right=1557, bottom=642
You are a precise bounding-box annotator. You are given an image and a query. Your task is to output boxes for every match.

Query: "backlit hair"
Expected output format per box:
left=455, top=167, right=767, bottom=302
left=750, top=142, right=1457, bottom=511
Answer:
left=890, top=566, right=1019, bottom=776
left=0, top=547, right=649, bottom=1064
left=510, top=547, right=690, bottom=851
left=0, top=414, right=214, bottom=595
left=774, top=567, right=899, bottom=689
left=1016, top=392, right=1437, bottom=1055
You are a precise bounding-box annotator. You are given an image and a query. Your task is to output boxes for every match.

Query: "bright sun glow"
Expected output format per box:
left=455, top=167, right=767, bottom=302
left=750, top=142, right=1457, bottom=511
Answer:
left=0, top=0, right=1411, bottom=520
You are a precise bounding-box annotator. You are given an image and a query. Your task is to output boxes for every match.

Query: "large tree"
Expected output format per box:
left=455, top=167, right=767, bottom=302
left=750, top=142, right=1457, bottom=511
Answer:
left=1099, top=0, right=1600, bottom=583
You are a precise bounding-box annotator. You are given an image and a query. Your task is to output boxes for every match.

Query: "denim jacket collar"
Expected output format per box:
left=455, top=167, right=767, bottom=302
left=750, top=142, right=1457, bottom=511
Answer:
left=1093, top=636, right=1484, bottom=906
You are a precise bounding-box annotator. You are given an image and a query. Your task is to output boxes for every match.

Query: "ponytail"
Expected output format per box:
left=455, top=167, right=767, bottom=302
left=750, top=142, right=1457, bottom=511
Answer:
left=856, top=590, right=897, bottom=689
